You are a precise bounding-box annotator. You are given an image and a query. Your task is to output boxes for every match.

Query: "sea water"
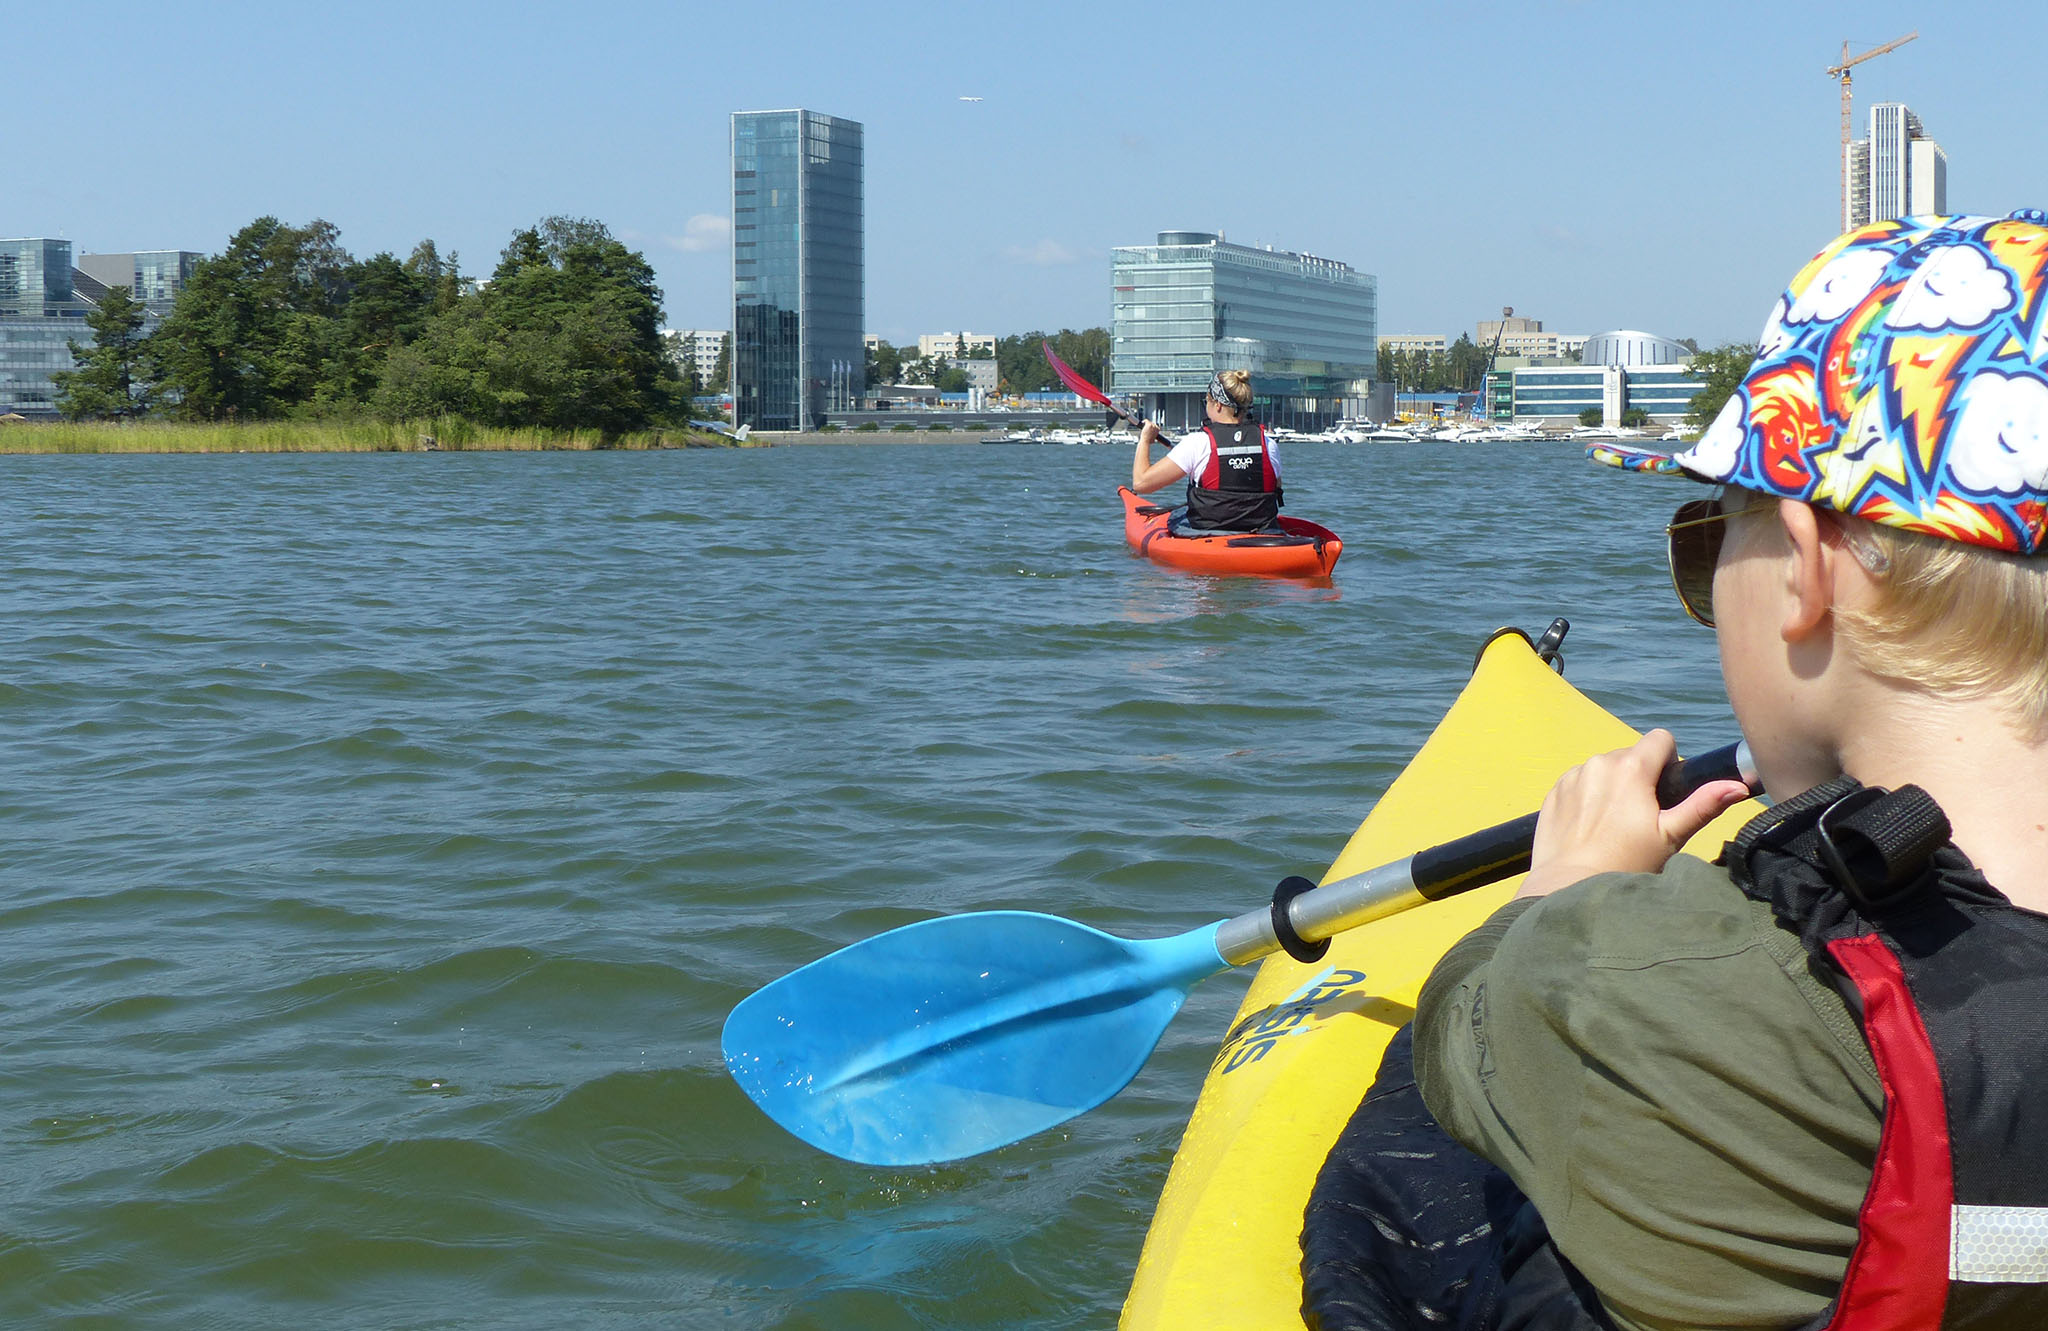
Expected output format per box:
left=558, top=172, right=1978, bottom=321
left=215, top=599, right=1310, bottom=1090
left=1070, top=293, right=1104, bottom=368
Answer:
left=0, top=443, right=1731, bottom=1327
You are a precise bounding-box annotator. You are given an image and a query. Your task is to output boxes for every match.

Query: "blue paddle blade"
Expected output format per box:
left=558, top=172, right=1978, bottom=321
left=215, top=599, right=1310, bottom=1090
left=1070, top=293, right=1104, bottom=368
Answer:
left=722, top=911, right=1229, bottom=1167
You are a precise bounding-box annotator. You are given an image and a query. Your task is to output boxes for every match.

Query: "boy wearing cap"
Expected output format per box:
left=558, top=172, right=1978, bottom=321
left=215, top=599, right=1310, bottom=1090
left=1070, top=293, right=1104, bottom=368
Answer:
left=1407, top=213, right=2048, bottom=1331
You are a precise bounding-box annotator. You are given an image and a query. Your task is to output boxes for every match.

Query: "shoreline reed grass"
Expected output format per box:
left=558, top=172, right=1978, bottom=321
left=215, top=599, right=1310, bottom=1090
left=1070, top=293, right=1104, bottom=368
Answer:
left=0, top=417, right=743, bottom=455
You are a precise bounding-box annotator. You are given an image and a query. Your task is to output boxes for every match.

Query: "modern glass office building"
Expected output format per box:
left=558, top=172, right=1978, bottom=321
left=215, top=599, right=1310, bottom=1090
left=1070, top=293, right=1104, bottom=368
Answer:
left=1111, top=231, right=1377, bottom=431
left=1510, top=367, right=1621, bottom=421
left=79, top=250, right=204, bottom=313
left=1504, top=363, right=1703, bottom=424
left=1618, top=367, right=1706, bottom=421
left=0, top=238, right=81, bottom=319
left=0, top=238, right=90, bottom=417
left=731, top=109, right=864, bottom=432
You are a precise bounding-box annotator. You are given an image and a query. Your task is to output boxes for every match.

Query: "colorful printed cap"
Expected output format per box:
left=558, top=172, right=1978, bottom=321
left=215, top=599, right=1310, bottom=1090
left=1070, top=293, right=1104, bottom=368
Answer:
left=1676, top=212, right=2048, bottom=553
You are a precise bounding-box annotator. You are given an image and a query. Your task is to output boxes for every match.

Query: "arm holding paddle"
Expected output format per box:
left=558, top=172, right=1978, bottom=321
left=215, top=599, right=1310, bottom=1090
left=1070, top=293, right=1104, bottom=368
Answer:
left=1133, top=422, right=1191, bottom=493
left=1517, top=729, right=1754, bottom=899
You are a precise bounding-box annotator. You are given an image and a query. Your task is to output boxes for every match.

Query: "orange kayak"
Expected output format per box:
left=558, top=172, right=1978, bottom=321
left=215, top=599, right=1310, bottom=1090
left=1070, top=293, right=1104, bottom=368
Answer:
left=1119, top=486, right=1342, bottom=579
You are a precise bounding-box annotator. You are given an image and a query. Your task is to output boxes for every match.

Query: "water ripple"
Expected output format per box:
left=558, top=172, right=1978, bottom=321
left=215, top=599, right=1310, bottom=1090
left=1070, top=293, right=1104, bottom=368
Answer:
left=0, top=445, right=1731, bottom=1326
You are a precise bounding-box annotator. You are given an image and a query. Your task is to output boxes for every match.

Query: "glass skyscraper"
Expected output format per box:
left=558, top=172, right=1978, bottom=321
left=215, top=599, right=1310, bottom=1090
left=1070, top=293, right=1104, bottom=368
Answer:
left=1111, top=232, right=1377, bottom=431
left=730, top=109, right=864, bottom=432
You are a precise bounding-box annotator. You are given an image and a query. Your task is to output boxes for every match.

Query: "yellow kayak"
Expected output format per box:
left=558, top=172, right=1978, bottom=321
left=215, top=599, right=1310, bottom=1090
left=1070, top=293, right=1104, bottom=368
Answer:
left=1121, top=626, right=1761, bottom=1328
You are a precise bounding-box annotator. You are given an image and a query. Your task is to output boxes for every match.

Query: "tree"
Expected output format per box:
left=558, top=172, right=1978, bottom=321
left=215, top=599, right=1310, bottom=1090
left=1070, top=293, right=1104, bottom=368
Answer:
left=935, top=365, right=971, bottom=392
left=1441, top=334, right=1489, bottom=392
left=864, top=338, right=902, bottom=385
left=404, top=240, right=465, bottom=314
left=1621, top=407, right=1649, bottom=428
left=1579, top=407, right=1603, bottom=427
left=321, top=252, right=434, bottom=408
left=1684, top=344, right=1759, bottom=431
left=377, top=217, right=684, bottom=435
left=53, top=286, right=155, bottom=419
left=1375, top=347, right=1400, bottom=391
left=995, top=328, right=1108, bottom=394
left=708, top=334, right=730, bottom=394
left=151, top=216, right=354, bottom=420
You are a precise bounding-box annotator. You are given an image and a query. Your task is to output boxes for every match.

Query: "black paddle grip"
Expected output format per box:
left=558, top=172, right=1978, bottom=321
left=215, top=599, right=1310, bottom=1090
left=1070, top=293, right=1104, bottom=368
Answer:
left=1654, top=742, right=1749, bottom=808
left=1408, top=742, right=1753, bottom=903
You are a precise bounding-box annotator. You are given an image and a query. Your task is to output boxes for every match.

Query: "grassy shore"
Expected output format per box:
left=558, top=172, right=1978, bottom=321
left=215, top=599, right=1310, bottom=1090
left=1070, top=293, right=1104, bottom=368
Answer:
left=0, top=418, right=742, bottom=455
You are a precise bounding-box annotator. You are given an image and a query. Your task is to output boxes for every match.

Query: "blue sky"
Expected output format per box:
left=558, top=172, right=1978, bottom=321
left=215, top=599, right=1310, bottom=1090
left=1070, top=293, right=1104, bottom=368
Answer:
left=13, top=1, right=2041, bottom=348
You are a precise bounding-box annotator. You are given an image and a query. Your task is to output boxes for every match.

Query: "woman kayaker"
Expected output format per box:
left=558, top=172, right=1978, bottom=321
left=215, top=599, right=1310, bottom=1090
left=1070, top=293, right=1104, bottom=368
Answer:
left=1130, top=370, right=1283, bottom=534
left=1318, top=213, right=2048, bottom=1331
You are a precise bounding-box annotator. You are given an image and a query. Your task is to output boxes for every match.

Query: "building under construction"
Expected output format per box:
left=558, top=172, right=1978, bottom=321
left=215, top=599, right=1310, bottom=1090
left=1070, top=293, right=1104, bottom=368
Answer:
left=1845, top=103, right=1948, bottom=231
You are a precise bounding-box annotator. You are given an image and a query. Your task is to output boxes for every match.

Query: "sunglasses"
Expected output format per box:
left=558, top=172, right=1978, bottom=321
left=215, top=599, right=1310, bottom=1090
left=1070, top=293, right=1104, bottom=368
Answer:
left=1666, top=493, right=1746, bottom=628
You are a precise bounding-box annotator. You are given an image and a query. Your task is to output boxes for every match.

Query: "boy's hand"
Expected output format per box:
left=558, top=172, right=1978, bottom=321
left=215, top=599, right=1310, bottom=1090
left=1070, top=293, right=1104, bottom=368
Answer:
left=1516, top=730, right=1751, bottom=899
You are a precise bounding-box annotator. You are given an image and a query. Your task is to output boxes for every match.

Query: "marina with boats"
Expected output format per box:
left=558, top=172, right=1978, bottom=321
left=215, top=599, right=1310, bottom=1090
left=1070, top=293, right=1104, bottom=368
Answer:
left=980, top=420, right=1691, bottom=446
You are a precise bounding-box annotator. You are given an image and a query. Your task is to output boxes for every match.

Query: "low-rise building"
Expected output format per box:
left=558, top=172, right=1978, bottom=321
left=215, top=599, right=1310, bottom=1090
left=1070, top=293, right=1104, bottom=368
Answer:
left=1476, top=314, right=1542, bottom=345
left=1620, top=366, right=1706, bottom=421
left=918, top=331, right=996, bottom=359
left=664, top=328, right=727, bottom=384
left=1509, top=365, right=1625, bottom=424
left=1378, top=333, right=1447, bottom=355
left=1497, top=330, right=1587, bottom=359
left=950, top=357, right=997, bottom=393
left=1500, top=358, right=1706, bottom=426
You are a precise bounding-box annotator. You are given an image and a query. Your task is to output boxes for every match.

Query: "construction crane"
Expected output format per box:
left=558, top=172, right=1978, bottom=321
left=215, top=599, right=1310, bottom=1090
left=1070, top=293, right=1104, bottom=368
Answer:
left=1828, top=31, right=1917, bottom=231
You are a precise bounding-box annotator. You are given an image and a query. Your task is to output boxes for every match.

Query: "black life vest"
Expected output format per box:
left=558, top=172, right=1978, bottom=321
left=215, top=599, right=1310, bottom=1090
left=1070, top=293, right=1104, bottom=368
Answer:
left=1725, top=779, right=2048, bottom=1331
left=1184, top=421, right=1282, bottom=531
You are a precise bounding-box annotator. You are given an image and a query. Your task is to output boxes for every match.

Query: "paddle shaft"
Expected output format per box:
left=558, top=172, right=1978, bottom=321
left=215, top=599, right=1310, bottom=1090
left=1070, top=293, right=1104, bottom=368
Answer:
left=1213, top=741, right=1759, bottom=965
left=1043, top=340, right=1178, bottom=443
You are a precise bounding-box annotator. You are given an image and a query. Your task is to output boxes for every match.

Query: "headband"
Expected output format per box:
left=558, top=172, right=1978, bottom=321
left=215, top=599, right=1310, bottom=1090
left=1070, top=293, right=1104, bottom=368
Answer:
left=1207, top=374, right=1238, bottom=411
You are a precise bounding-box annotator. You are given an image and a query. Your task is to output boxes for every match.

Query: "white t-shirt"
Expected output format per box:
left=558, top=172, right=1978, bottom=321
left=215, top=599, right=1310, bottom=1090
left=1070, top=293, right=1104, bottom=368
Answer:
left=1164, top=424, right=1283, bottom=484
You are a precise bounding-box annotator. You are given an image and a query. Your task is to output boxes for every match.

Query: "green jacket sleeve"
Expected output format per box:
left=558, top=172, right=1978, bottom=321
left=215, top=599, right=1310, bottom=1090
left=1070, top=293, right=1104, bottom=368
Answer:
left=1412, top=855, right=1884, bottom=1331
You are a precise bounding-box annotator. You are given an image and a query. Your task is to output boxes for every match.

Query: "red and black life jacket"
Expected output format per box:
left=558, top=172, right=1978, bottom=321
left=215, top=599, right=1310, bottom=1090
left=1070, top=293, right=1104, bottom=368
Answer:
left=1725, top=779, right=2048, bottom=1331
left=1184, top=421, right=1282, bottom=531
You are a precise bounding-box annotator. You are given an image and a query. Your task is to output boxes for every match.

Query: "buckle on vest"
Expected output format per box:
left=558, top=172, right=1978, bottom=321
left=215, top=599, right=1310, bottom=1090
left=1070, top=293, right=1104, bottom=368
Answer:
left=1812, top=787, right=1950, bottom=912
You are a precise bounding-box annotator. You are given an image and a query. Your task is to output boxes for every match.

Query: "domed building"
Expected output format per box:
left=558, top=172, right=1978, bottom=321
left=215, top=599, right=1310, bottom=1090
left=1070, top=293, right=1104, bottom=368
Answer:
left=1498, top=329, right=1705, bottom=427
left=1582, top=330, right=1690, bottom=368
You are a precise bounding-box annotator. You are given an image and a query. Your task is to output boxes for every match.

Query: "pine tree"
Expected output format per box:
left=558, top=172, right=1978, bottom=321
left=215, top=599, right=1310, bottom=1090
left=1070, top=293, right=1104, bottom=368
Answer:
left=52, top=286, right=154, bottom=419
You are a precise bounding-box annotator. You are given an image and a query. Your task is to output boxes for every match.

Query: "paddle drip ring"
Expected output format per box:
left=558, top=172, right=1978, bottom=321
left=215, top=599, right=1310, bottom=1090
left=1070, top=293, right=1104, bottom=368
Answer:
left=1270, top=876, right=1330, bottom=963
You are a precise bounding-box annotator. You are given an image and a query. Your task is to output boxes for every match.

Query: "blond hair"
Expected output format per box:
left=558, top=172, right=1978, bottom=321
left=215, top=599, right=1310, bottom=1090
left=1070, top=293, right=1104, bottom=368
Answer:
left=1830, top=514, right=2048, bottom=730
left=1217, top=370, right=1252, bottom=412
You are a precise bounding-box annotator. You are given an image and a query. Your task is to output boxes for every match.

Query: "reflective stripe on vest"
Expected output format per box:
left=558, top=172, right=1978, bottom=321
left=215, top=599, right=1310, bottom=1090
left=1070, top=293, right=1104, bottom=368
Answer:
left=1953, top=1206, right=2048, bottom=1283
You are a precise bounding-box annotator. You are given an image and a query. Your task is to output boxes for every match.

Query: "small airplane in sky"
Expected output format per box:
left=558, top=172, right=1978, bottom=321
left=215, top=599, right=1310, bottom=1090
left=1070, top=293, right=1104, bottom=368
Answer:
left=959, top=96, right=982, bottom=102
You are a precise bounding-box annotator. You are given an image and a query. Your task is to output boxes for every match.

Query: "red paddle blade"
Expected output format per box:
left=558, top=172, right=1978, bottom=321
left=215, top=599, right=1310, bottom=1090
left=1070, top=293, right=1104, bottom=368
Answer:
left=1042, top=340, right=1111, bottom=406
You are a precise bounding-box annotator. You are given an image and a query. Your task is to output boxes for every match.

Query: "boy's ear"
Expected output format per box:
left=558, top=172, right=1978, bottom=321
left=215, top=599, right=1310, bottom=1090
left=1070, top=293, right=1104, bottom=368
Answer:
left=1778, top=499, right=1832, bottom=640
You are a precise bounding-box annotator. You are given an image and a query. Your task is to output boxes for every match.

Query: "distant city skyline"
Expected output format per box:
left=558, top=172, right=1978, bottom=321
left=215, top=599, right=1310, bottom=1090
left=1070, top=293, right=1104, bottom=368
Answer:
left=7, top=0, right=2038, bottom=349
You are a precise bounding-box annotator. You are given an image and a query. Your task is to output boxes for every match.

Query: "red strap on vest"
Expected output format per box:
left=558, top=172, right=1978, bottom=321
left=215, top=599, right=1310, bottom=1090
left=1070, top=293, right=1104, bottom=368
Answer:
left=1822, top=936, right=1953, bottom=1331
